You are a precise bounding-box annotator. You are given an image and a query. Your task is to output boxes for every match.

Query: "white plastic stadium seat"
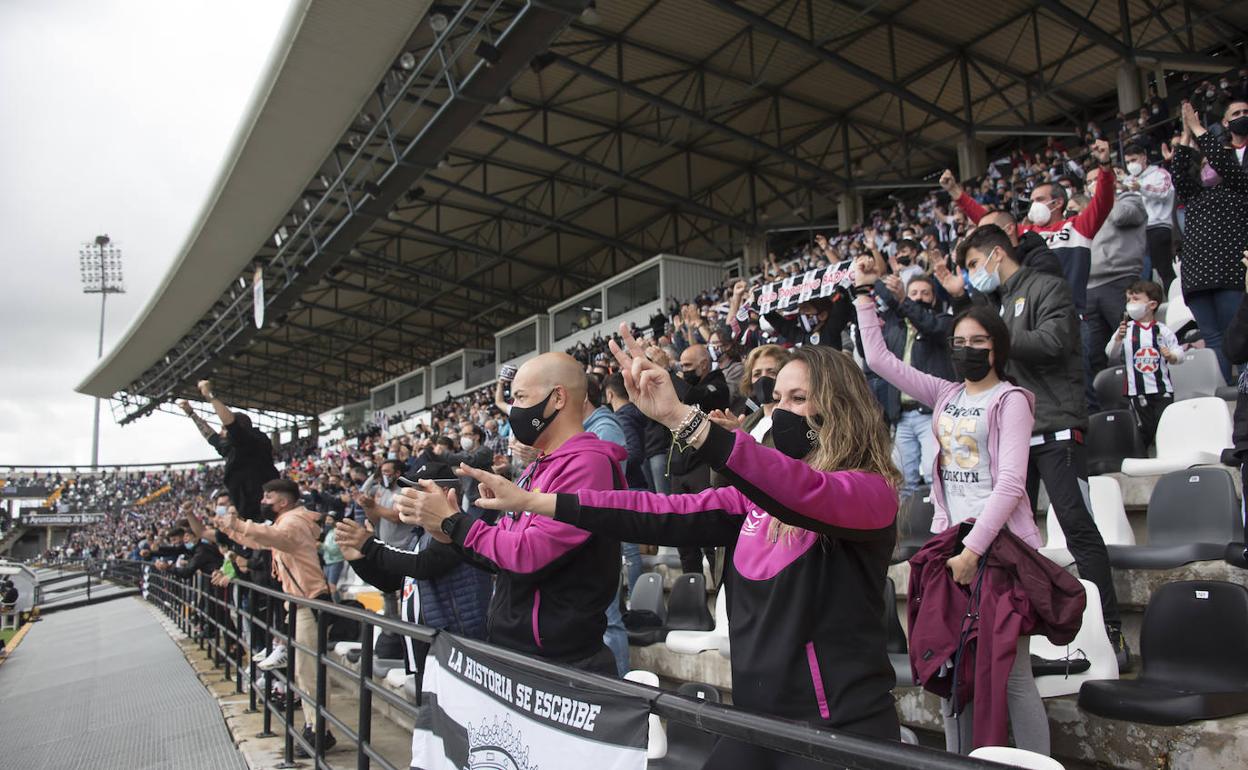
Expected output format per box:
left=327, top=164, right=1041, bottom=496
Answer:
left=1170, top=348, right=1226, bottom=401
left=623, top=670, right=667, bottom=760
left=969, top=746, right=1065, bottom=769
left=665, top=588, right=729, bottom=655
left=1120, top=398, right=1231, bottom=476
left=1040, top=476, right=1135, bottom=567
left=1030, top=580, right=1118, bottom=698
left=385, top=668, right=412, bottom=689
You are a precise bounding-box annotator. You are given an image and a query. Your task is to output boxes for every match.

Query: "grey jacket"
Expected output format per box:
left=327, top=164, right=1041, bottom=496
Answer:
left=1087, top=190, right=1147, bottom=289
left=954, top=266, right=1086, bottom=434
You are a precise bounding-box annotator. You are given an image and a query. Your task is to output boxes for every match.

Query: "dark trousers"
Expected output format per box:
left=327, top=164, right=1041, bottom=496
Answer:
left=1082, top=276, right=1133, bottom=411
left=1145, top=225, right=1175, bottom=292
left=1130, top=393, right=1173, bottom=448
left=702, top=708, right=900, bottom=769
left=672, top=464, right=716, bottom=577
left=1026, top=440, right=1120, bottom=626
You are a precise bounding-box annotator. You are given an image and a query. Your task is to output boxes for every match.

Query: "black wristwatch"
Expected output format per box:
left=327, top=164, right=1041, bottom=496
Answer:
left=440, top=513, right=461, bottom=539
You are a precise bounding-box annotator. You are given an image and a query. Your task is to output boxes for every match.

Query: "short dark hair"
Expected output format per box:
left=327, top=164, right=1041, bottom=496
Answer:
left=897, top=238, right=920, bottom=253
left=585, top=374, right=604, bottom=408
left=380, top=458, right=400, bottom=473
left=1127, top=280, right=1164, bottom=305
left=434, top=435, right=454, bottom=449
left=1040, top=181, right=1069, bottom=208
left=262, top=478, right=300, bottom=503
left=1123, top=143, right=1146, bottom=157
left=952, top=304, right=1014, bottom=383
left=460, top=422, right=482, bottom=440
left=605, top=373, right=629, bottom=402
left=955, top=224, right=1015, bottom=270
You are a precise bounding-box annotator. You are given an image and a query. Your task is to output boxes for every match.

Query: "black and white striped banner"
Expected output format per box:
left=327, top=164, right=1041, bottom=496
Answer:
left=411, top=634, right=649, bottom=770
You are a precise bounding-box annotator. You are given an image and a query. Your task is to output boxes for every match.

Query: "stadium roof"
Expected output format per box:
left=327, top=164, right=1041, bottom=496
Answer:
left=79, top=0, right=1247, bottom=421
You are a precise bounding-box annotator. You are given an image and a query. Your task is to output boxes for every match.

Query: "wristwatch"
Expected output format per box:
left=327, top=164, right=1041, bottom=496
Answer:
left=440, top=513, right=461, bottom=539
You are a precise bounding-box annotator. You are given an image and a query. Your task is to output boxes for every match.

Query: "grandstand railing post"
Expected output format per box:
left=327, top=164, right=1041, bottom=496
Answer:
left=280, top=600, right=297, bottom=768
left=233, top=585, right=244, bottom=694
left=356, top=616, right=373, bottom=770
left=246, top=585, right=259, bottom=714
left=257, top=595, right=276, bottom=738
left=85, top=569, right=91, bottom=602
left=314, top=603, right=328, bottom=760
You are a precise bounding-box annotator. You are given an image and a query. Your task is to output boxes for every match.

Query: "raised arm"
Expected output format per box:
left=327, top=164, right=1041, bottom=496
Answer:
left=178, top=400, right=219, bottom=444
left=197, top=380, right=234, bottom=426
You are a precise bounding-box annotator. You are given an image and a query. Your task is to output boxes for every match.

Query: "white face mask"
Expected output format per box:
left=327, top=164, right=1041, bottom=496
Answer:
left=381, top=473, right=394, bottom=487
left=1028, top=200, right=1052, bottom=226
left=459, top=436, right=475, bottom=451
left=215, top=505, right=229, bottom=517
left=1126, top=161, right=1144, bottom=177
left=1126, top=301, right=1150, bottom=321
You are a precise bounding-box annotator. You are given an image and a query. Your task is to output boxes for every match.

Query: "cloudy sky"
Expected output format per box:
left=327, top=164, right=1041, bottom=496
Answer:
left=0, top=0, right=294, bottom=466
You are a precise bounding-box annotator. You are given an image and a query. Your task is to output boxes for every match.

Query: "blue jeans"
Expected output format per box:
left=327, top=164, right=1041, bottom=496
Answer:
left=894, top=409, right=936, bottom=499
left=603, top=585, right=628, bottom=677
left=643, top=454, right=671, bottom=494
left=1186, top=288, right=1242, bottom=381
left=622, top=542, right=643, bottom=595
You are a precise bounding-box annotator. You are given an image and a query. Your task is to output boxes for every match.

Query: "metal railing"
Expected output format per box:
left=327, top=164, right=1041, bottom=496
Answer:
left=89, top=559, right=995, bottom=770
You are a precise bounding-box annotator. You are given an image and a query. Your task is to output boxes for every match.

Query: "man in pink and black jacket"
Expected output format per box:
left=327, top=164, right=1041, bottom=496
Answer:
left=940, top=139, right=1116, bottom=315
left=395, top=353, right=626, bottom=676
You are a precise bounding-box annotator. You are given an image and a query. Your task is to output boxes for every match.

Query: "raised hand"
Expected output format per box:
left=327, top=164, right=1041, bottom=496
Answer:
left=454, top=464, right=544, bottom=516
left=852, top=254, right=880, bottom=288
left=932, top=259, right=966, bottom=298
left=707, top=409, right=745, bottom=431
left=393, top=482, right=460, bottom=542
left=177, top=399, right=194, bottom=416
left=197, top=380, right=213, bottom=398
left=608, top=323, right=687, bottom=430
left=1091, top=139, right=1112, bottom=165
left=333, top=518, right=371, bottom=560
left=938, top=169, right=963, bottom=199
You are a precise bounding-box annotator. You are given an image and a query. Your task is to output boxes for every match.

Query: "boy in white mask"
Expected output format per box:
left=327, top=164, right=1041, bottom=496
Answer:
left=1105, top=280, right=1183, bottom=447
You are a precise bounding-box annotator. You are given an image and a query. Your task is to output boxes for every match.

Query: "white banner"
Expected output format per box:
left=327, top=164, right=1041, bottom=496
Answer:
left=757, top=260, right=854, bottom=314
left=412, top=635, right=649, bottom=770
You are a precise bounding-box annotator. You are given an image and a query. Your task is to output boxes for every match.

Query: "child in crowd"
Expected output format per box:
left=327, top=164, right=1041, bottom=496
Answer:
left=1104, top=280, right=1182, bottom=447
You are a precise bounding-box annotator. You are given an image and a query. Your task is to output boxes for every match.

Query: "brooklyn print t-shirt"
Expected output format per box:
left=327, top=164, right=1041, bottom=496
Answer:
left=937, top=382, right=1004, bottom=524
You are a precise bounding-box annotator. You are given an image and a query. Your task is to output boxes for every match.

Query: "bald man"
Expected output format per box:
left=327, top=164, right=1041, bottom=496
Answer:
left=398, top=352, right=627, bottom=675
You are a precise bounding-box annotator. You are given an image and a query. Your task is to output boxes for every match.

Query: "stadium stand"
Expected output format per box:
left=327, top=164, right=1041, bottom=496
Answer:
left=12, top=0, right=1242, bottom=767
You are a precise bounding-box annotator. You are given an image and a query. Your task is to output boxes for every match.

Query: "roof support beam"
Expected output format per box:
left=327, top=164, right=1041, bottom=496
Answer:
left=702, top=0, right=970, bottom=133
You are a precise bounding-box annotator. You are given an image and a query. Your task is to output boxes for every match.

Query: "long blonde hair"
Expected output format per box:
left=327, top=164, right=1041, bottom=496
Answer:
left=768, top=344, right=901, bottom=542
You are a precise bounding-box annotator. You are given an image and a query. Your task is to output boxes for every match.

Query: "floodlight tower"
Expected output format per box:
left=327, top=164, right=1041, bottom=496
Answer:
left=79, top=235, right=125, bottom=468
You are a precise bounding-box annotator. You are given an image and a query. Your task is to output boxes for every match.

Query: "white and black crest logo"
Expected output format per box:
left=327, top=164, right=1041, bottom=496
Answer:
left=464, top=717, right=536, bottom=770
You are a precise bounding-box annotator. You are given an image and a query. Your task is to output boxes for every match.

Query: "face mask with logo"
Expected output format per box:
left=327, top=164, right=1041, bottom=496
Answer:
left=1126, top=301, right=1150, bottom=321
left=751, top=376, right=777, bottom=406
left=1126, top=161, right=1144, bottom=176
left=950, top=347, right=993, bottom=383
left=770, top=408, right=820, bottom=460
left=509, top=389, right=560, bottom=447
left=1027, top=200, right=1052, bottom=225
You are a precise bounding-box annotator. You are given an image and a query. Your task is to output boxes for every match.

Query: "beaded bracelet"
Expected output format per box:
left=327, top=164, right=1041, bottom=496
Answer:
left=672, top=407, right=707, bottom=446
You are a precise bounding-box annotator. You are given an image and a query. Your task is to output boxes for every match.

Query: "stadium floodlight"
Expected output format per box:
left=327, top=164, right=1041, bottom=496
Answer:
left=497, top=91, right=518, bottom=109
left=581, top=1, right=602, bottom=24
left=429, top=12, right=449, bottom=33
left=78, top=235, right=125, bottom=469
left=397, top=51, right=416, bottom=71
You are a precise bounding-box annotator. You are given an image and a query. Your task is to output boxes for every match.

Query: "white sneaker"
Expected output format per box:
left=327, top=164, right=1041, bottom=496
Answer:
left=257, top=645, right=288, bottom=671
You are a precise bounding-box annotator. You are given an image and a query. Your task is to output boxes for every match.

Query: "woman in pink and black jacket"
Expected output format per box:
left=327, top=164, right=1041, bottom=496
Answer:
left=852, top=255, right=1048, bottom=756
left=446, top=324, right=902, bottom=769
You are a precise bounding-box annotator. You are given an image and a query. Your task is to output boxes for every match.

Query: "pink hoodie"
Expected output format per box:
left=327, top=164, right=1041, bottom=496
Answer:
left=855, top=302, right=1041, bottom=555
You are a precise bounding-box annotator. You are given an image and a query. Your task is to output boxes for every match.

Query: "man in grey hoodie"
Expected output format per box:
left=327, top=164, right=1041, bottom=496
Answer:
left=1081, top=165, right=1148, bottom=410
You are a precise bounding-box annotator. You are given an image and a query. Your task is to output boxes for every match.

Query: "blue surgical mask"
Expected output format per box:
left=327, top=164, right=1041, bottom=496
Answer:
left=215, top=505, right=229, bottom=517
left=969, top=250, right=1002, bottom=294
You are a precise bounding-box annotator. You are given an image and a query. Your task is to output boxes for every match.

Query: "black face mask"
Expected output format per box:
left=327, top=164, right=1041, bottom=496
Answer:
left=896, top=255, right=913, bottom=267
left=751, top=376, right=777, bottom=406
left=950, top=347, right=993, bottom=383
left=509, top=389, right=560, bottom=446
left=770, top=408, right=820, bottom=460
left=682, top=370, right=702, bottom=387
left=1228, top=116, right=1248, bottom=137
left=259, top=503, right=276, bottom=520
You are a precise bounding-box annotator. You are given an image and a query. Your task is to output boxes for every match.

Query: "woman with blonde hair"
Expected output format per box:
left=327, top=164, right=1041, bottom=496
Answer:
left=404, top=324, right=902, bottom=766
left=734, top=343, right=791, bottom=436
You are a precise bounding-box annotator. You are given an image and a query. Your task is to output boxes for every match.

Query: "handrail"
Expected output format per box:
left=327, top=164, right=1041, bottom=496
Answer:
left=86, top=559, right=997, bottom=770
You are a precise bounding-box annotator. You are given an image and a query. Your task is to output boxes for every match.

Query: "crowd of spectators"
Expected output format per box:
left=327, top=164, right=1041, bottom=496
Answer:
left=15, top=67, right=1248, bottom=763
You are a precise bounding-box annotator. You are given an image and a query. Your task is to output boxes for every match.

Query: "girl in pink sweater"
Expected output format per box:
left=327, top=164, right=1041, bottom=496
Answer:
left=853, top=257, right=1048, bottom=756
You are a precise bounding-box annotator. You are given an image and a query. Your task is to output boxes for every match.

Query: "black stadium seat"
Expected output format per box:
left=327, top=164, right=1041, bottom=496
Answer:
left=894, top=486, right=935, bottom=563
left=665, top=573, right=714, bottom=633
left=1093, top=366, right=1128, bottom=412
left=652, top=683, right=724, bottom=770
left=1079, top=581, right=1248, bottom=725
left=1107, top=468, right=1244, bottom=569
left=1087, top=410, right=1144, bottom=474
left=624, top=572, right=667, bottom=646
